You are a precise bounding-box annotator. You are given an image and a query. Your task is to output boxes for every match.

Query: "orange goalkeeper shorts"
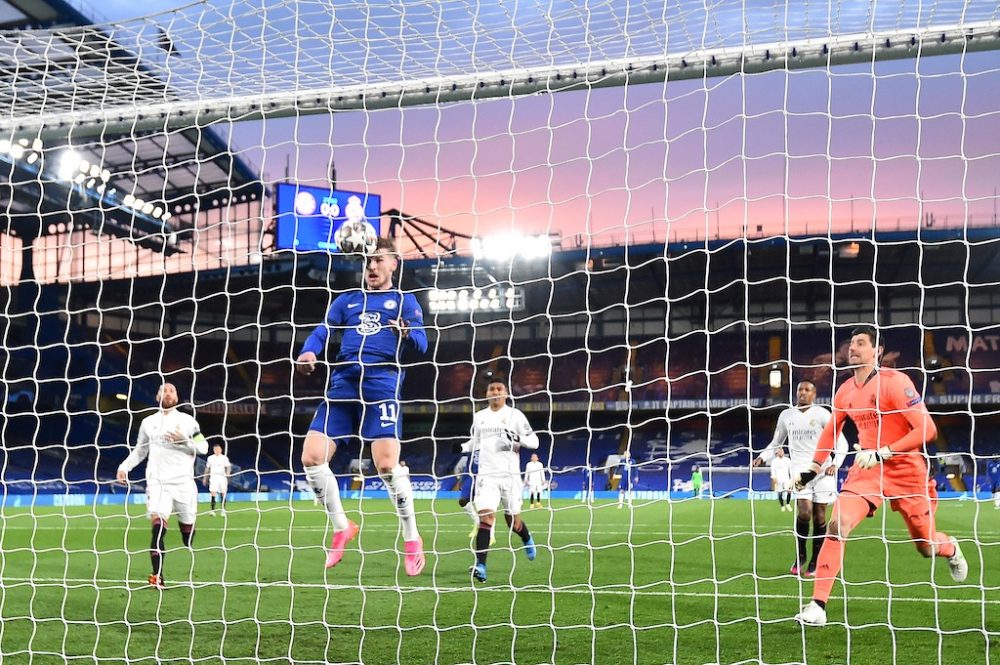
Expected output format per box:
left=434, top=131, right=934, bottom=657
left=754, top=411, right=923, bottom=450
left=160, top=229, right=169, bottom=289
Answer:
left=840, top=465, right=940, bottom=544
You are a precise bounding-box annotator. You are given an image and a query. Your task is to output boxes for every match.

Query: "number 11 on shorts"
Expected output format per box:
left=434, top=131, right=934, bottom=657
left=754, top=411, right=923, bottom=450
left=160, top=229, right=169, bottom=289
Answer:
left=379, top=403, right=398, bottom=425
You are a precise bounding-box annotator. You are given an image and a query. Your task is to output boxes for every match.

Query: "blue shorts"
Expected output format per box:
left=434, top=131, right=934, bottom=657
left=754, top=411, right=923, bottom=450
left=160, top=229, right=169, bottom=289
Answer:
left=459, top=473, right=475, bottom=502
left=308, top=367, right=402, bottom=441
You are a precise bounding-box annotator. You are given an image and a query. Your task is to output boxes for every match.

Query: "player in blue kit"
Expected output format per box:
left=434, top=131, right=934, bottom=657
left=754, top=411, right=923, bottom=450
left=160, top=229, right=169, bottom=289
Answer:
left=989, top=457, right=1000, bottom=509
left=458, top=442, right=481, bottom=537
left=617, top=451, right=635, bottom=508
left=296, top=237, right=429, bottom=575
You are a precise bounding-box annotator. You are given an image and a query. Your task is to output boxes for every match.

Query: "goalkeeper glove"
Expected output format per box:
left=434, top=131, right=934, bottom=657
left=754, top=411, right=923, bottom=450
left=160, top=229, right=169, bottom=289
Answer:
left=853, top=444, right=893, bottom=470
left=795, top=463, right=821, bottom=490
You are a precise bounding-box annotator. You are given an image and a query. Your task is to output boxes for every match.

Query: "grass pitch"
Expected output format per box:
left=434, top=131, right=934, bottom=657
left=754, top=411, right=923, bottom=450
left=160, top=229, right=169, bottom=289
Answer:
left=0, top=497, right=997, bottom=664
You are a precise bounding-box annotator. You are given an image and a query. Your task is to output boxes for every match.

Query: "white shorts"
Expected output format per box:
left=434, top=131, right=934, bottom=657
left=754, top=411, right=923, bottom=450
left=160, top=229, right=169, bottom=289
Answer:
left=146, top=481, right=198, bottom=524
left=527, top=483, right=544, bottom=494
left=475, top=474, right=523, bottom=516
left=773, top=479, right=794, bottom=492
left=794, top=472, right=837, bottom=505
left=209, top=477, right=228, bottom=494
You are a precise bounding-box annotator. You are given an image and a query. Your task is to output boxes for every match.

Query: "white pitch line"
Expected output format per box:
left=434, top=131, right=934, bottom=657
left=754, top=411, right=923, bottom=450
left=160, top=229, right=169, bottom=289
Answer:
left=0, top=577, right=996, bottom=606
left=1, top=524, right=997, bottom=539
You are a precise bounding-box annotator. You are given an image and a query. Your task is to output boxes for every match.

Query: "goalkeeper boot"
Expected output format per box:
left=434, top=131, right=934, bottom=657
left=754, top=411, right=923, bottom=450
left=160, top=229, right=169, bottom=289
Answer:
left=523, top=536, right=537, bottom=562
left=325, top=520, right=359, bottom=569
left=805, top=562, right=817, bottom=578
left=404, top=538, right=425, bottom=576
left=789, top=562, right=800, bottom=576
left=472, top=562, right=487, bottom=584
left=148, top=574, right=166, bottom=591
left=947, top=537, right=968, bottom=582
left=795, top=601, right=827, bottom=627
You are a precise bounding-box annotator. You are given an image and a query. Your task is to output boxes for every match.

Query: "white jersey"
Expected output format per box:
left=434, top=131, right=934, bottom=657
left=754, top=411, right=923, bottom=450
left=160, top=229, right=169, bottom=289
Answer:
left=468, top=404, right=539, bottom=479
left=118, top=408, right=208, bottom=485
left=524, top=460, right=546, bottom=487
left=205, top=454, right=231, bottom=479
left=760, top=405, right=848, bottom=474
left=769, top=456, right=794, bottom=484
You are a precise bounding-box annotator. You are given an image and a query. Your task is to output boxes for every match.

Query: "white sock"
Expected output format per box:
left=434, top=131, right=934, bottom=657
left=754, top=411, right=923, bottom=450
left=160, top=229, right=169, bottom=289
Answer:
left=383, top=466, right=419, bottom=541
left=994, top=492, right=1000, bottom=507
left=304, top=464, right=349, bottom=531
left=462, top=502, right=479, bottom=526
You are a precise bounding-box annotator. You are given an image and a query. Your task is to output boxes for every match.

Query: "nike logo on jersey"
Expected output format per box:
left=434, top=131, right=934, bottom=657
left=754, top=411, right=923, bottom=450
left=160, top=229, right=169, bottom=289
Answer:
left=347, top=303, right=360, bottom=308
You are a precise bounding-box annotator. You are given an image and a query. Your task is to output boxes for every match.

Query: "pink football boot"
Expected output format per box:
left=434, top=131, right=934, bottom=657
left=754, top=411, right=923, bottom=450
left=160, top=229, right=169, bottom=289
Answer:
left=404, top=538, right=425, bottom=576
left=325, top=520, right=359, bottom=569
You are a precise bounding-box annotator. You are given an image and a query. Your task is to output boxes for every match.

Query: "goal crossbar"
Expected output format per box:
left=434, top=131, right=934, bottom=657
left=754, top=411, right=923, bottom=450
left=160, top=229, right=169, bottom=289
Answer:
left=4, top=21, right=999, bottom=141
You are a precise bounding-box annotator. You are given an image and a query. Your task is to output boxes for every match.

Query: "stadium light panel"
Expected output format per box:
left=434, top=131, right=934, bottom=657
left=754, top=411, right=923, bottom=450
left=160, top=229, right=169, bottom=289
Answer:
left=472, top=232, right=554, bottom=262
left=768, top=365, right=782, bottom=389
left=56, top=149, right=81, bottom=180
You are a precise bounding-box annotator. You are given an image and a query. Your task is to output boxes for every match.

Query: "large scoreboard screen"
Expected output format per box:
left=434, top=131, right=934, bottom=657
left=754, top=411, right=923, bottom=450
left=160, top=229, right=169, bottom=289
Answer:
left=274, top=183, right=381, bottom=252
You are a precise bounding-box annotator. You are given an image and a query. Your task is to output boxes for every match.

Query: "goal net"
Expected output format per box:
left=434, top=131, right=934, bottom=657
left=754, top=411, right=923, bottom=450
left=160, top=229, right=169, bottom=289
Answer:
left=1, top=0, right=998, bottom=663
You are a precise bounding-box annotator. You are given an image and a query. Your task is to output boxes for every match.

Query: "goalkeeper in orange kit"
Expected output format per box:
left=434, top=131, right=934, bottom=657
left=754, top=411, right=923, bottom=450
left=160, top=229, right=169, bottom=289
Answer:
left=794, top=326, right=967, bottom=626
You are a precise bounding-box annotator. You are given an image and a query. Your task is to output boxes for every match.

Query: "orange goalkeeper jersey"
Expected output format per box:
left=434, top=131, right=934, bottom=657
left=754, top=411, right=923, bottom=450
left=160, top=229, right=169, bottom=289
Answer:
left=814, top=368, right=934, bottom=479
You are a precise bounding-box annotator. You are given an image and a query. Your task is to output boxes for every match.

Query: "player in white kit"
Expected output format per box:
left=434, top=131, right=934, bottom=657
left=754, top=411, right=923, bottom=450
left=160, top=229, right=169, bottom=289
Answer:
left=753, top=380, right=848, bottom=576
left=202, top=444, right=231, bottom=516
left=769, top=448, right=794, bottom=511
left=117, top=383, right=209, bottom=590
left=524, top=453, right=546, bottom=509
left=469, top=376, right=539, bottom=583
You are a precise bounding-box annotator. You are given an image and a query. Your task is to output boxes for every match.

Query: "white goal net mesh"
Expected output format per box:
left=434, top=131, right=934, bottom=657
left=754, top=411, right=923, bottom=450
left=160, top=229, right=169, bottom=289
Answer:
left=0, top=0, right=998, bottom=663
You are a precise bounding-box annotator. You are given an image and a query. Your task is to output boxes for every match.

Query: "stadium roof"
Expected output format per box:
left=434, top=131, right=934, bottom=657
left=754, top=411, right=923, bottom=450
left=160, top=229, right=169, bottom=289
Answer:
left=0, top=0, right=261, bottom=253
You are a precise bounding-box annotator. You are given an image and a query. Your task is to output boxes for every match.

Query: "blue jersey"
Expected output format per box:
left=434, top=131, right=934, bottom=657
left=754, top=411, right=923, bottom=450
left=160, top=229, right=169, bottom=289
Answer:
left=301, top=289, right=428, bottom=376
left=301, top=289, right=427, bottom=441
left=459, top=449, right=480, bottom=502
left=618, top=460, right=634, bottom=489
left=989, top=460, right=1000, bottom=483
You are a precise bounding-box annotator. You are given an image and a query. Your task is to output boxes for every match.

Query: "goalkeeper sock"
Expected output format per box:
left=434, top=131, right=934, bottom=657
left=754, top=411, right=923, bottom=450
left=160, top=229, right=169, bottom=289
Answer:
left=179, top=522, right=194, bottom=548
left=211, top=496, right=216, bottom=511
left=304, top=464, right=350, bottom=532
left=512, top=521, right=532, bottom=544
left=475, top=522, right=492, bottom=564
left=150, top=520, right=166, bottom=576
left=935, top=532, right=956, bottom=558
left=811, top=535, right=844, bottom=603
left=462, top=502, right=479, bottom=526
left=810, top=520, right=827, bottom=566
left=384, top=465, right=419, bottom=541
left=795, top=517, right=810, bottom=565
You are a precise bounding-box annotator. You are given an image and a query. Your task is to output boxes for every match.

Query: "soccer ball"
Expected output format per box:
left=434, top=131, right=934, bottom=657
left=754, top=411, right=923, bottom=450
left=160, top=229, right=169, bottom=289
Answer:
left=334, top=221, right=378, bottom=255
